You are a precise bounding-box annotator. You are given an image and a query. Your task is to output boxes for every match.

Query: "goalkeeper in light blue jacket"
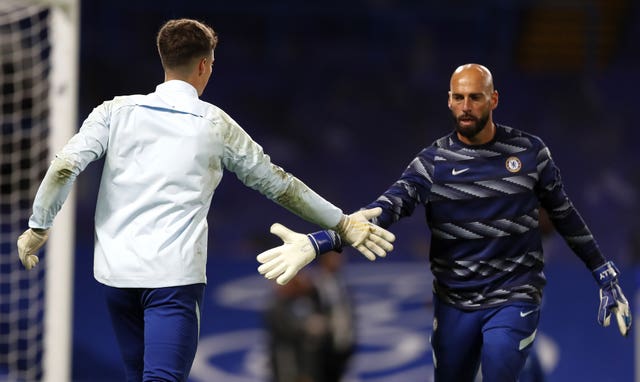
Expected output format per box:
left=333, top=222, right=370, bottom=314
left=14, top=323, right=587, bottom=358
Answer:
left=257, top=63, right=631, bottom=382
left=16, top=18, right=395, bottom=382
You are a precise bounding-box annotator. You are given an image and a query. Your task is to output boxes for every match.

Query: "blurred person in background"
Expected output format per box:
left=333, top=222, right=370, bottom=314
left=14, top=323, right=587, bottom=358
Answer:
left=264, top=272, right=324, bottom=382
left=264, top=251, right=356, bottom=382
left=311, top=251, right=356, bottom=381
left=15, top=18, right=394, bottom=382
left=257, top=63, right=632, bottom=382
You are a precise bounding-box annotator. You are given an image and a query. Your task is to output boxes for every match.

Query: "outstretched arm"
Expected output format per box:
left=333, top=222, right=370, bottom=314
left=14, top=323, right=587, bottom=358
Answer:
left=17, top=100, right=110, bottom=270
left=220, top=113, right=395, bottom=261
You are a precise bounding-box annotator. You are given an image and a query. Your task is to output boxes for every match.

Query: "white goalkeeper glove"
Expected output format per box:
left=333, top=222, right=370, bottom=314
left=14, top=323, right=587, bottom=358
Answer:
left=257, top=223, right=317, bottom=285
left=593, top=261, right=632, bottom=336
left=17, top=228, right=50, bottom=270
left=257, top=208, right=395, bottom=285
left=333, top=207, right=395, bottom=261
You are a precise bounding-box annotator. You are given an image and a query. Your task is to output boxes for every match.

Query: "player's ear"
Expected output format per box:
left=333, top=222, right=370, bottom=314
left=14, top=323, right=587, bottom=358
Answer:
left=447, top=91, right=453, bottom=109
left=198, top=57, right=207, bottom=75
left=491, top=90, right=499, bottom=110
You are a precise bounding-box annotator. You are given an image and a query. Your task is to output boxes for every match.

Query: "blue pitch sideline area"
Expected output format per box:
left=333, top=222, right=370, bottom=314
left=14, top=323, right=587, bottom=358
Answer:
left=72, top=254, right=635, bottom=381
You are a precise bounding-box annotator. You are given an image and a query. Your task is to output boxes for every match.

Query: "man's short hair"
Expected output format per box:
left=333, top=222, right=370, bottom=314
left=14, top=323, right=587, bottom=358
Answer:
left=157, top=18, right=218, bottom=71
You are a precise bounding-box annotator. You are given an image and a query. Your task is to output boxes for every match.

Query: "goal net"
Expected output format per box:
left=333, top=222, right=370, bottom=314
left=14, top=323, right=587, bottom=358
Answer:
left=0, top=1, right=78, bottom=381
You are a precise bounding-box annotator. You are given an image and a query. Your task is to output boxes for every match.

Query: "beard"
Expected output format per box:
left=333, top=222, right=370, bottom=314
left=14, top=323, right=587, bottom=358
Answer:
left=452, top=111, right=490, bottom=139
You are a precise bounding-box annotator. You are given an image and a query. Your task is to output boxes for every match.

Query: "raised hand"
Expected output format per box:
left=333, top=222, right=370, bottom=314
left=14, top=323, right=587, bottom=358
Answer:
left=257, top=223, right=317, bottom=285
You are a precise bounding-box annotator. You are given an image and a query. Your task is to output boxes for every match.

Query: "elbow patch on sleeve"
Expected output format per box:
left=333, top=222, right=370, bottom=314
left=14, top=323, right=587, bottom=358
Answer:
left=50, top=154, right=78, bottom=183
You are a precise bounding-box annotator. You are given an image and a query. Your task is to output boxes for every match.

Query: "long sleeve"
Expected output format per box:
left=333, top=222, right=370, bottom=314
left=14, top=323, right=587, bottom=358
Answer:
left=365, top=147, right=436, bottom=228
left=28, top=100, right=111, bottom=228
left=535, top=144, right=606, bottom=270
left=219, top=110, right=343, bottom=229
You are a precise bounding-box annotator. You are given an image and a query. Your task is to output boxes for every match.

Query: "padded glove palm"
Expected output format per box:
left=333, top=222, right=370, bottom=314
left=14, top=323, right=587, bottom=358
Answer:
left=333, top=207, right=395, bottom=261
left=257, top=223, right=317, bottom=285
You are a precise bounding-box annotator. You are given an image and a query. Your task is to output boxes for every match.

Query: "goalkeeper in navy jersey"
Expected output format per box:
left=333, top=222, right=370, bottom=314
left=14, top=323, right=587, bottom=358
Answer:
left=256, top=63, right=632, bottom=382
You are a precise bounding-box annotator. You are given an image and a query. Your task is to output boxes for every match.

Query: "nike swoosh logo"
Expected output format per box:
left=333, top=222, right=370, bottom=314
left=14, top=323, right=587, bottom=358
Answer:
left=451, top=168, right=469, bottom=175
left=520, top=309, right=537, bottom=318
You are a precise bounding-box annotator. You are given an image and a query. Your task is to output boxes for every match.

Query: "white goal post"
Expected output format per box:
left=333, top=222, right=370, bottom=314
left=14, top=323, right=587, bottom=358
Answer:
left=46, top=2, right=79, bottom=381
left=0, top=0, right=78, bottom=381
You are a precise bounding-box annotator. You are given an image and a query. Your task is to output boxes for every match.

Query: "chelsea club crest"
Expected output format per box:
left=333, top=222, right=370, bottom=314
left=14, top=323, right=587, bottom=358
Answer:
left=505, top=156, right=522, bottom=173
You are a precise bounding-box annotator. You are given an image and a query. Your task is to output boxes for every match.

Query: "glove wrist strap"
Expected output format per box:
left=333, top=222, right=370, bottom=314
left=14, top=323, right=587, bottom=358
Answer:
left=307, top=230, right=343, bottom=255
left=592, top=261, right=620, bottom=286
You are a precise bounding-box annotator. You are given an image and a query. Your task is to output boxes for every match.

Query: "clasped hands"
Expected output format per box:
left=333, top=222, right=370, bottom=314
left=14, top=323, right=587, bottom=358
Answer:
left=257, top=207, right=394, bottom=285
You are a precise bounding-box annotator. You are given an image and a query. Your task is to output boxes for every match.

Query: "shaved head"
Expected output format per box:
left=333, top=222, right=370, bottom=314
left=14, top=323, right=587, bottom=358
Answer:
left=450, top=63, right=494, bottom=94
left=448, top=63, right=499, bottom=145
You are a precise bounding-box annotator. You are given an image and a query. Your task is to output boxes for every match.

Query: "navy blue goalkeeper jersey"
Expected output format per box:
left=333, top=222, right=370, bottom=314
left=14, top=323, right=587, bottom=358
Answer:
left=367, top=124, right=605, bottom=310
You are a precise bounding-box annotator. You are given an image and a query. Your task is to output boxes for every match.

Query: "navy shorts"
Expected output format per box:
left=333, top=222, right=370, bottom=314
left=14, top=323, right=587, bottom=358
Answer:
left=430, top=295, right=540, bottom=382
left=104, top=283, right=205, bottom=382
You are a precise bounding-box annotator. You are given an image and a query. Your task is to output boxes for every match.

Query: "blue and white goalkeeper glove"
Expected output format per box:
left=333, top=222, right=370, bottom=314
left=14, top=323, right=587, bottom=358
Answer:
left=257, top=224, right=342, bottom=285
left=256, top=207, right=396, bottom=285
left=257, top=208, right=395, bottom=285
left=592, top=261, right=632, bottom=336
